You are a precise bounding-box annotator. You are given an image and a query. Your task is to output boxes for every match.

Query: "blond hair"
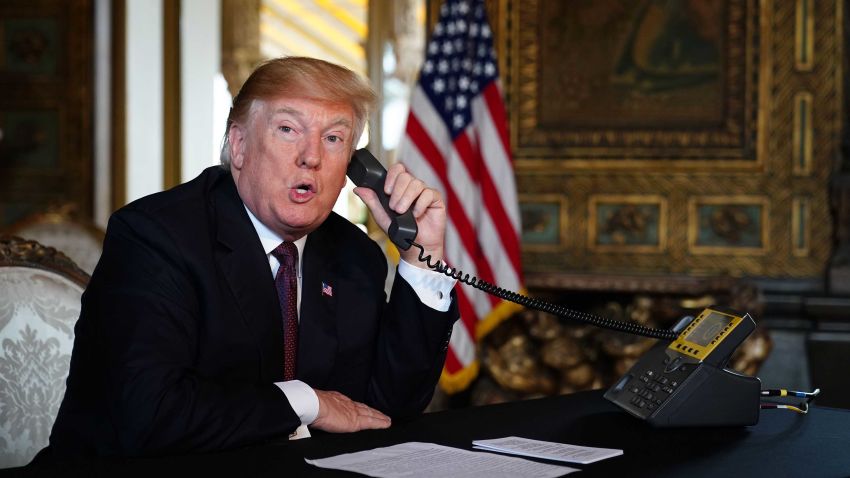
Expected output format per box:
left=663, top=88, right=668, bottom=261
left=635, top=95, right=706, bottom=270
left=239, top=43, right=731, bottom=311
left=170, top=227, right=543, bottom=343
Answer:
left=221, top=57, right=376, bottom=167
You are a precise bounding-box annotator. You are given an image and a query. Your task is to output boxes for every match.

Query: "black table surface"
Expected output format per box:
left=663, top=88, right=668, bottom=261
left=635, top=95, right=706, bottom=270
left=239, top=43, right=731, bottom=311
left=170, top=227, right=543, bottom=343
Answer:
left=22, top=389, right=850, bottom=477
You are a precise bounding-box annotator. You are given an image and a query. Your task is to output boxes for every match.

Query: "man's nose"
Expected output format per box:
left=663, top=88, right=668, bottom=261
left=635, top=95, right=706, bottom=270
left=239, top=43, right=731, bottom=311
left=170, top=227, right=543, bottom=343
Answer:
left=298, top=135, right=322, bottom=168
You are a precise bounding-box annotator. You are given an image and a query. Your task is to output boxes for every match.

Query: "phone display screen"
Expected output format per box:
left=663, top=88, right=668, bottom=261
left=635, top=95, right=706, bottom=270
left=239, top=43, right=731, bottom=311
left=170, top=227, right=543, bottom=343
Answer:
left=684, top=311, right=733, bottom=346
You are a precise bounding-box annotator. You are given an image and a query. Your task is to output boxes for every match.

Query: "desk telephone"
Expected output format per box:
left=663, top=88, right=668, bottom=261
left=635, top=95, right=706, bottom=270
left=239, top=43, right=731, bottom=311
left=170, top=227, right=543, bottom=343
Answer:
left=347, top=148, right=817, bottom=427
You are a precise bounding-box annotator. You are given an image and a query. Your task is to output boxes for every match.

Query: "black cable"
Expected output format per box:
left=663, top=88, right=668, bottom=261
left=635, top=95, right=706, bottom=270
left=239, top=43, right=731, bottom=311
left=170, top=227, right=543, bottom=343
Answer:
left=409, top=241, right=679, bottom=340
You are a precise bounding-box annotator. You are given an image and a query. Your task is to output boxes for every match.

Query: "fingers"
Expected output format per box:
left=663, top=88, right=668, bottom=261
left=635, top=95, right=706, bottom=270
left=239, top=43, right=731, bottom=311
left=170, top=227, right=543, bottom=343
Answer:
left=312, top=389, right=391, bottom=433
left=384, top=163, right=441, bottom=217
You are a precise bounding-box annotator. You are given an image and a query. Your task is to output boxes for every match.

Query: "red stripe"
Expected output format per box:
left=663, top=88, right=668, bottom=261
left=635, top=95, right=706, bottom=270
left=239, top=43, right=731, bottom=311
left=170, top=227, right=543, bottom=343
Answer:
left=455, top=130, right=523, bottom=285
left=444, top=345, right=461, bottom=373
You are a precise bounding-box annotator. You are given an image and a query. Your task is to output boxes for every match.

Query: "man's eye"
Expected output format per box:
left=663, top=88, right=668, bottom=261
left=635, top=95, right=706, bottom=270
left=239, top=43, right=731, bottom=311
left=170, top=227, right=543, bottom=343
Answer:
left=326, top=135, right=341, bottom=143
left=279, top=126, right=293, bottom=133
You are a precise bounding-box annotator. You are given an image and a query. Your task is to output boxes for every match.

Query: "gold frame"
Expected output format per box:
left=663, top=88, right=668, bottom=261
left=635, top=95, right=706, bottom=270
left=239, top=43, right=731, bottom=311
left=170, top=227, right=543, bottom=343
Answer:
left=795, top=0, right=815, bottom=70
left=497, top=0, right=841, bottom=278
left=518, top=194, right=567, bottom=252
left=588, top=195, right=668, bottom=253
left=688, top=196, right=770, bottom=256
left=792, top=92, right=813, bottom=176
left=792, top=197, right=811, bottom=257
left=507, top=0, right=764, bottom=171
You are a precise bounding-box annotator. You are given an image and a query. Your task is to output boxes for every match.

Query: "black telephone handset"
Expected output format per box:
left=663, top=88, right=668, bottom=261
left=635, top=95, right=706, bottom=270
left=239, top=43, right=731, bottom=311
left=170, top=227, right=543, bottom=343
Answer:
left=350, top=149, right=763, bottom=427
left=347, top=149, right=418, bottom=251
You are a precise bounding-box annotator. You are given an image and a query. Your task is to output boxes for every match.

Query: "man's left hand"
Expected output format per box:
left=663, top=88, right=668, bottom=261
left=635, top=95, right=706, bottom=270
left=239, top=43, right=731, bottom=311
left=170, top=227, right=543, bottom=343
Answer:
left=353, top=163, right=446, bottom=268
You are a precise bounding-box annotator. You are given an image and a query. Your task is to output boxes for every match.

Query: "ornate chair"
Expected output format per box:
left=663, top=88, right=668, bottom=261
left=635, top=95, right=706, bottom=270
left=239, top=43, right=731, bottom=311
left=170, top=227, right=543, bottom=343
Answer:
left=0, top=236, right=89, bottom=468
left=7, top=204, right=105, bottom=275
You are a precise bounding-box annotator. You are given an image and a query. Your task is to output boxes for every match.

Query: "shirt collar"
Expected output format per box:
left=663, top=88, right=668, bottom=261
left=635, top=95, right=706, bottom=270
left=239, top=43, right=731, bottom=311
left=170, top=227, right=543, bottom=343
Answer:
left=244, top=205, right=307, bottom=262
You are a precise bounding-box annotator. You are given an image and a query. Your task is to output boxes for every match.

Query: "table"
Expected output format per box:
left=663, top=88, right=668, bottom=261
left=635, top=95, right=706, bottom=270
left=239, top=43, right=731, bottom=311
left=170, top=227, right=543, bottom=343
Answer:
left=24, top=390, right=850, bottom=477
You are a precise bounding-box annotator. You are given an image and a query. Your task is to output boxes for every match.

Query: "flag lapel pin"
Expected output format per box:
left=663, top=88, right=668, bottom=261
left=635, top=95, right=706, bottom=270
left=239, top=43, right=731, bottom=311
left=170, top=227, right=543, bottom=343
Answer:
left=321, top=282, right=333, bottom=297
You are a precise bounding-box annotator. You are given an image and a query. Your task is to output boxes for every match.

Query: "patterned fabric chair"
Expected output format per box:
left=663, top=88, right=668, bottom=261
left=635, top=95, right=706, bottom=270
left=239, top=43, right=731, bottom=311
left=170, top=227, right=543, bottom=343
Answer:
left=0, top=236, right=89, bottom=468
left=7, top=204, right=105, bottom=275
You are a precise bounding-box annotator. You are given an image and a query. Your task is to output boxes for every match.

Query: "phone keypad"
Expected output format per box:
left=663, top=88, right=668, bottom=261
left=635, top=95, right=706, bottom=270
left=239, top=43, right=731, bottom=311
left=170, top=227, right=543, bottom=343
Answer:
left=626, top=369, right=684, bottom=415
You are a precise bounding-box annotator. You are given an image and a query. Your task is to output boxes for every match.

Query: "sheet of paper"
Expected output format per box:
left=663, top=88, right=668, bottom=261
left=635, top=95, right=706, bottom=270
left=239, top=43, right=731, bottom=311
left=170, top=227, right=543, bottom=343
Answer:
left=305, top=442, right=578, bottom=478
left=472, top=436, right=623, bottom=465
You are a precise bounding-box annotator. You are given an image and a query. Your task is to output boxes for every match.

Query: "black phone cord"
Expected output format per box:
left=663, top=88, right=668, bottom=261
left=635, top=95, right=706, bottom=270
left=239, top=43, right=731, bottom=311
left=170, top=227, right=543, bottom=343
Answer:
left=409, top=241, right=678, bottom=340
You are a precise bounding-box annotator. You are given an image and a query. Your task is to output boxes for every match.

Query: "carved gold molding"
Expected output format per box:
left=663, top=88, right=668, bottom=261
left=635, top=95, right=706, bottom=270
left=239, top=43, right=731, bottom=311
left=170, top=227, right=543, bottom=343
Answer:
left=221, top=0, right=261, bottom=97
left=0, top=235, right=90, bottom=287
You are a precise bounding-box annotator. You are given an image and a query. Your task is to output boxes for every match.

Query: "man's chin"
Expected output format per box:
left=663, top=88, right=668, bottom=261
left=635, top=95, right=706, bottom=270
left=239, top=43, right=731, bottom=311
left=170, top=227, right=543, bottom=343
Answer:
left=277, top=213, right=331, bottom=239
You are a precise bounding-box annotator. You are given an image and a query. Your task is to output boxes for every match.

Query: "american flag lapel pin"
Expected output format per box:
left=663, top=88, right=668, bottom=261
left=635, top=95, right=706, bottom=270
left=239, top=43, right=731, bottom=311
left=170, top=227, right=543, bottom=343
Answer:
left=321, top=282, right=333, bottom=297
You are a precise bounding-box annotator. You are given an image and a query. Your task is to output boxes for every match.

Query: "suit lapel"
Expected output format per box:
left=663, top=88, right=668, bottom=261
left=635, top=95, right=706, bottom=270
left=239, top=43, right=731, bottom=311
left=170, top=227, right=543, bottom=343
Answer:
left=210, top=172, right=284, bottom=382
left=298, top=221, right=338, bottom=387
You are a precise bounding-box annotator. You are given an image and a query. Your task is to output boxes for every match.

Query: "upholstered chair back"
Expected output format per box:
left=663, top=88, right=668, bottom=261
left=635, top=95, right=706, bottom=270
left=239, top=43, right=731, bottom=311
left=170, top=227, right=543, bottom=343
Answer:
left=0, top=236, right=88, bottom=468
left=7, top=205, right=105, bottom=275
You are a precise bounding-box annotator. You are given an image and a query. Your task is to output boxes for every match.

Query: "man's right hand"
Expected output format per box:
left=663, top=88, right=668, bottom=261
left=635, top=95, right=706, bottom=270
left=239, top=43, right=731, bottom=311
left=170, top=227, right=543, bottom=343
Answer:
left=310, top=389, right=391, bottom=433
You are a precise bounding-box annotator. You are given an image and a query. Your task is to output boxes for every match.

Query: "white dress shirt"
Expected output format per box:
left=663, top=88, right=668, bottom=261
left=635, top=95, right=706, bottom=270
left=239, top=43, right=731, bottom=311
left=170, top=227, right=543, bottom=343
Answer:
left=245, top=206, right=456, bottom=433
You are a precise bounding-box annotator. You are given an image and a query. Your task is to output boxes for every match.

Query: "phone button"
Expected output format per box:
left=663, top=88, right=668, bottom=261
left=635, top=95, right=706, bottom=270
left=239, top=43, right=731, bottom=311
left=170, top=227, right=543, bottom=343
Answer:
left=664, top=357, right=683, bottom=373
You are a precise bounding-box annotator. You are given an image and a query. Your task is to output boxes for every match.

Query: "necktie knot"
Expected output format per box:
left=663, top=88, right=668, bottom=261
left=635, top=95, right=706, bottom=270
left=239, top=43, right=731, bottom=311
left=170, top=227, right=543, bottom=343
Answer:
left=272, top=241, right=298, bottom=269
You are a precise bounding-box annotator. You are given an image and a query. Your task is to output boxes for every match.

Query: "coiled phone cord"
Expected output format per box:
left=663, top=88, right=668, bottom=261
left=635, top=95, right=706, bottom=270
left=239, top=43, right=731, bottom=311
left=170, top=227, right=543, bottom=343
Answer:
left=409, top=241, right=679, bottom=341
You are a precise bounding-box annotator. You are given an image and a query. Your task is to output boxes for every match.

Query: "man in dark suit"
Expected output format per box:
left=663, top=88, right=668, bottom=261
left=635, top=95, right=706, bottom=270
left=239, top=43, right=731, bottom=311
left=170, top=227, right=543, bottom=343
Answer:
left=42, top=57, right=458, bottom=458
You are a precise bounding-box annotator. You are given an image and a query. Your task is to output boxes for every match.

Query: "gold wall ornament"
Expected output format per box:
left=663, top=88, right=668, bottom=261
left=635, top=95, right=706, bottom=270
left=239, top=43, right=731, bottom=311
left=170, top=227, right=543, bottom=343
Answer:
left=221, top=0, right=262, bottom=98
left=497, top=0, right=840, bottom=278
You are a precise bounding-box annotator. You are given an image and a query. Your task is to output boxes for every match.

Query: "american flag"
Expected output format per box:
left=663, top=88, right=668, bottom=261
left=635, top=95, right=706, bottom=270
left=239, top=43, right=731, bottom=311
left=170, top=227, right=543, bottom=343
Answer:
left=321, top=282, right=333, bottom=297
left=398, top=0, right=524, bottom=393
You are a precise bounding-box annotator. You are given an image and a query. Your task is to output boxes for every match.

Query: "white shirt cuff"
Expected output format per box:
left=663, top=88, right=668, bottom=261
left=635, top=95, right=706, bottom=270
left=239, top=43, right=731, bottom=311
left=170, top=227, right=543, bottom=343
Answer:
left=397, top=259, right=457, bottom=312
left=276, top=380, right=319, bottom=425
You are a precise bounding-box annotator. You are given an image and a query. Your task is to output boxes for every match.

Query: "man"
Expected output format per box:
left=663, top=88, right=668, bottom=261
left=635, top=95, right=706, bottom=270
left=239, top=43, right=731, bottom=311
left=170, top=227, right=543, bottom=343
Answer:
left=42, top=57, right=458, bottom=458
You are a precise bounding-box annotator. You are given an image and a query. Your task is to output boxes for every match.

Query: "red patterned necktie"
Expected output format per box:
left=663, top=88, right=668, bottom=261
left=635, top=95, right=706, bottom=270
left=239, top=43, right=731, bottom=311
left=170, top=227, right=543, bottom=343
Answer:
left=272, top=242, right=298, bottom=381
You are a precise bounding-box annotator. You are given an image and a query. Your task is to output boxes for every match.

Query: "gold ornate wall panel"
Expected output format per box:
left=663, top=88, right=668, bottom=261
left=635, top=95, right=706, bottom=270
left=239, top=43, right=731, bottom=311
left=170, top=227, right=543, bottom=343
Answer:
left=0, top=0, right=93, bottom=227
left=499, top=0, right=841, bottom=278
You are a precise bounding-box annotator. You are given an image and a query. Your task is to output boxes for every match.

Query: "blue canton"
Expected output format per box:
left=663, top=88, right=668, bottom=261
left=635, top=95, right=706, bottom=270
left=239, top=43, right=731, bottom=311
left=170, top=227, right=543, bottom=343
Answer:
left=419, top=0, right=499, bottom=139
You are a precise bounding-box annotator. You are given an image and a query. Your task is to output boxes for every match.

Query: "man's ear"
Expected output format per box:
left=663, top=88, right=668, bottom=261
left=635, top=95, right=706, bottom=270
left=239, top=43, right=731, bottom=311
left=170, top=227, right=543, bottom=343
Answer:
left=228, top=123, right=246, bottom=170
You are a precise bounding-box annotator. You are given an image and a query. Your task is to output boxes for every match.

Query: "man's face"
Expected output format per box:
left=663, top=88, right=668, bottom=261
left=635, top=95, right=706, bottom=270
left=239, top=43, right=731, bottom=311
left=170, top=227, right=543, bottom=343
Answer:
left=230, top=95, right=355, bottom=241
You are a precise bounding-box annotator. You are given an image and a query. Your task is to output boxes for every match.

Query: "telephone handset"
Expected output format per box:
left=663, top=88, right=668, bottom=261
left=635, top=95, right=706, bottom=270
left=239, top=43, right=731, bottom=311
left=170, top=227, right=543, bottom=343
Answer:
left=349, top=148, right=761, bottom=426
left=346, top=149, right=418, bottom=251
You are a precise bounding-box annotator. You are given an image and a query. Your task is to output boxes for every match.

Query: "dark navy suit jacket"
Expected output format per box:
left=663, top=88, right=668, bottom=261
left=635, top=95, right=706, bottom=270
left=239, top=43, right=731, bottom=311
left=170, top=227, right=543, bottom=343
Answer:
left=45, top=166, right=457, bottom=457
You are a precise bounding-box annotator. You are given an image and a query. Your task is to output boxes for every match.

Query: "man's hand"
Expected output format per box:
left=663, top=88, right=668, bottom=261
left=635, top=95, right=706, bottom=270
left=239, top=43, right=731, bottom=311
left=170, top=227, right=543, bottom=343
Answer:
left=353, top=163, right=446, bottom=268
left=310, top=389, right=391, bottom=433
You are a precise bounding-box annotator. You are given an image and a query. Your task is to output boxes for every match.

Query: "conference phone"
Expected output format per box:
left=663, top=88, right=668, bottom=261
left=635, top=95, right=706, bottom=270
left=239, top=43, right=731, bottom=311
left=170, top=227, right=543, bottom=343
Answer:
left=347, top=148, right=818, bottom=427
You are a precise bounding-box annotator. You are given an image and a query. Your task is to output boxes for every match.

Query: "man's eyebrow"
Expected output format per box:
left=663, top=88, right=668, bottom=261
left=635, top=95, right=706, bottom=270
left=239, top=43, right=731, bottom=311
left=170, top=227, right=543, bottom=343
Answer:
left=270, top=107, right=352, bottom=129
